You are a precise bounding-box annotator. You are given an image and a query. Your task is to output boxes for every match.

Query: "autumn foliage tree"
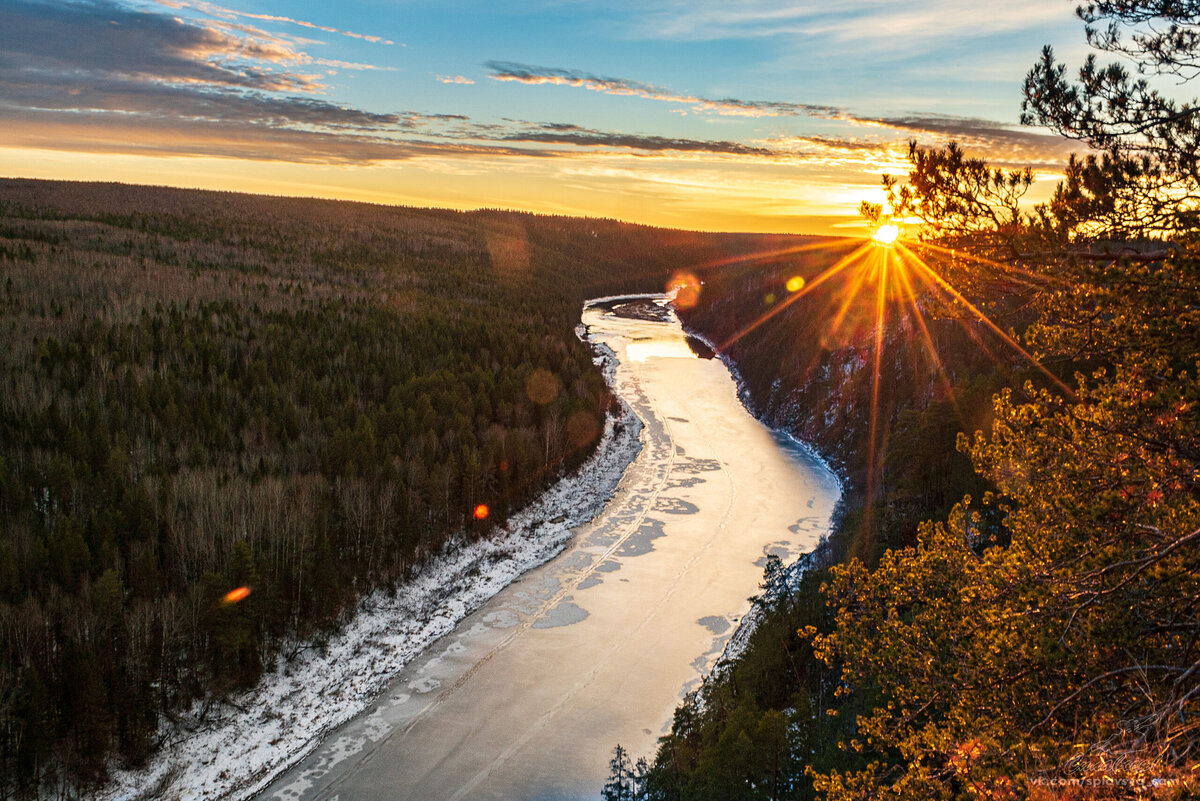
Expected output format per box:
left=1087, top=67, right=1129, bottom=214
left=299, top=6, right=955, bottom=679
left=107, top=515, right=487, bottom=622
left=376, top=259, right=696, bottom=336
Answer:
left=812, top=2, right=1200, bottom=798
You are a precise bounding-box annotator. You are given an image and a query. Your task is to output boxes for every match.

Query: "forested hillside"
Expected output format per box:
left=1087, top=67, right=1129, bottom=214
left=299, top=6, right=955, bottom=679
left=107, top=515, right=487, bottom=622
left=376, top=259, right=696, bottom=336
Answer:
left=0, top=178, right=811, bottom=796
left=676, top=240, right=1015, bottom=562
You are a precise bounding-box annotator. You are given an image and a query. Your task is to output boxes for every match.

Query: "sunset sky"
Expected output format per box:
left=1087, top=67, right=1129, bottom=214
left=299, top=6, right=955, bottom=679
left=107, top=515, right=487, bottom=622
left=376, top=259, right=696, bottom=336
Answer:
left=0, top=0, right=1093, bottom=233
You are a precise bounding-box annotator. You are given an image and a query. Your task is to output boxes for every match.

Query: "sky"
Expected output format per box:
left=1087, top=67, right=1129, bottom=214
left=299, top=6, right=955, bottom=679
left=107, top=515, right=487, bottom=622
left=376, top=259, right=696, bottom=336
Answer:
left=0, top=0, right=1097, bottom=234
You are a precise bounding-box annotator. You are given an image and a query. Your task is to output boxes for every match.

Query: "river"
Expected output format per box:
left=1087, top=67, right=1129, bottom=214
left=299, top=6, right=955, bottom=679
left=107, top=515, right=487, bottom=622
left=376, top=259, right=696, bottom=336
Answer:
left=258, top=297, right=841, bottom=801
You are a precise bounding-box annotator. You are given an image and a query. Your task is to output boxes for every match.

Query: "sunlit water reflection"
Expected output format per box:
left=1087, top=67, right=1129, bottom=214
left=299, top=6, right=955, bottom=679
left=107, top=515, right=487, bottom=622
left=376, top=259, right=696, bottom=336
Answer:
left=259, top=298, right=840, bottom=801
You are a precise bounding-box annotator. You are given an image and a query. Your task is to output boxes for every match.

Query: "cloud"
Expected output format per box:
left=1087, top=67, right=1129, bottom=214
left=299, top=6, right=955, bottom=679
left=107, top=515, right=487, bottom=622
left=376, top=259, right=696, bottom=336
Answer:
left=0, top=0, right=325, bottom=92
left=480, top=60, right=1079, bottom=167
left=155, top=0, right=398, bottom=45
left=436, top=74, right=476, bottom=85
left=848, top=115, right=1082, bottom=166
left=0, top=1, right=457, bottom=163
left=492, top=123, right=775, bottom=156
left=313, top=59, right=393, bottom=72
left=0, top=2, right=1079, bottom=174
left=485, top=61, right=840, bottom=118
left=0, top=3, right=792, bottom=167
left=625, top=0, right=1072, bottom=45
left=0, top=111, right=542, bottom=164
left=0, top=69, right=434, bottom=131
left=0, top=104, right=789, bottom=165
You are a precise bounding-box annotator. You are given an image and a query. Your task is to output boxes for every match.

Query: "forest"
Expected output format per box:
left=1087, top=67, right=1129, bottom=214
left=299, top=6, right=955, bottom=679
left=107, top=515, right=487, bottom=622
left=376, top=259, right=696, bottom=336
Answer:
left=613, top=2, right=1200, bottom=799
left=0, top=179, right=812, bottom=797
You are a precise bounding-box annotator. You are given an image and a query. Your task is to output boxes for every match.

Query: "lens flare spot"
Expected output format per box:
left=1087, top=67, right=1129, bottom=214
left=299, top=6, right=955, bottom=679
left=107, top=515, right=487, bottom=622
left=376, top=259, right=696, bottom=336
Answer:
left=484, top=220, right=530, bottom=279
left=566, top=409, right=600, bottom=448
left=221, top=586, right=251, bottom=605
left=525, top=368, right=560, bottom=405
left=474, top=504, right=489, bottom=520
left=786, top=276, right=805, bottom=293
left=668, top=271, right=701, bottom=309
left=764, top=292, right=776, bottom=305
left=872, top=223, right=900, bottom=246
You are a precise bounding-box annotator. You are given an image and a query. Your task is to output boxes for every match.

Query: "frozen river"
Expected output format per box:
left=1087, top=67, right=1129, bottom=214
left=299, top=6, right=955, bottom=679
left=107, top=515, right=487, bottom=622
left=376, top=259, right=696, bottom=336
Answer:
left=258, top=297, right=840, bottom=801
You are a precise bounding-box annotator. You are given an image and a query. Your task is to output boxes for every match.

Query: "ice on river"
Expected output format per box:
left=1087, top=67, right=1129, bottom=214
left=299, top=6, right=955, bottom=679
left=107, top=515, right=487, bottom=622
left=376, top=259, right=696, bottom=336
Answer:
left=97, top=297, right=840, bottom=801
left=258, top=299, right=841, bottom=801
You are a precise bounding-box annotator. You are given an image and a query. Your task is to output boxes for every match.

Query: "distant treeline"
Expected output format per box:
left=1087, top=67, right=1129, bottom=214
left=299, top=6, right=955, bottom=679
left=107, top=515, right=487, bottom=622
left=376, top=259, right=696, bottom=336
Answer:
left=0, top=178, right=815, bottom=796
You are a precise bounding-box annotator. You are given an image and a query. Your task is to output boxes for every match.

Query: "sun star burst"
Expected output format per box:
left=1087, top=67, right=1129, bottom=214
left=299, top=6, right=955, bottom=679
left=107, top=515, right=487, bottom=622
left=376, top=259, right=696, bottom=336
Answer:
left=872, top=223, right=900, bottom=246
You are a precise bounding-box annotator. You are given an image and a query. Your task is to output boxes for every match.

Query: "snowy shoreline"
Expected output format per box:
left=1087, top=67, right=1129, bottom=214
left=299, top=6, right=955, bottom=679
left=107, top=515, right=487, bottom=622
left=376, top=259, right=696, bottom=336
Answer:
left=95, top=312, right=644, bottom=801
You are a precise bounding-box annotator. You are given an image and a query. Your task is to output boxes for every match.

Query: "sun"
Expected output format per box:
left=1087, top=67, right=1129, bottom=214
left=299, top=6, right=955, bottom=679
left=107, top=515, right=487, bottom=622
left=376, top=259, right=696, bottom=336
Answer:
left=871, top=223, right=900, bottom=246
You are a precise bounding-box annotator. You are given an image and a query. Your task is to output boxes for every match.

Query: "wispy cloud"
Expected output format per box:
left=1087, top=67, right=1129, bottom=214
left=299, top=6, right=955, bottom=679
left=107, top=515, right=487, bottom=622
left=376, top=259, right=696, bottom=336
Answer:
left=482, top=59, right=1080, bottom=167
left=0, top=0, right=326, bottom=92
left=0, top=0, right=440, bottom=163
left=489, top=122, right=775, bottom=156
left=0, top=112, right=541, bottom=164
left=0, top=71, right=448, bottom=132
left=485, top=61, right=840, bottom=118
left=155, top=0, right=398, bottom=45
left=312, top=59, right=392, bottom=72
left=0, top=3, right=796, bottom=165
left=849, top=115, right=1081, bottom=166
left=0, top=1, right=1080, bottom=176
left=760, top=117, right=1081, bottom=173
left=626, top=0, right=1072, bottom=45
left=0, top=105, right=798, bottom=164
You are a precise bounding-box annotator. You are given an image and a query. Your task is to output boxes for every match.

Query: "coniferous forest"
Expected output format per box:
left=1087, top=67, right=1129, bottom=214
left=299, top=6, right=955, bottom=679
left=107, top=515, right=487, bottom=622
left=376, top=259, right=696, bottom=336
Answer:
left=0, top=178, right=811, bottom=796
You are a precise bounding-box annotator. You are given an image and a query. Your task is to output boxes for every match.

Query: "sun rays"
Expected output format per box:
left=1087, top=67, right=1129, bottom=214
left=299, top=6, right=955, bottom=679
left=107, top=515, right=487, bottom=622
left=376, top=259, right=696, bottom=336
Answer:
left=895, top=241, right=1076, bottom=398
left=866, top=244, right=891, bottom=520
left=662, top=221, right=1074, bottom=533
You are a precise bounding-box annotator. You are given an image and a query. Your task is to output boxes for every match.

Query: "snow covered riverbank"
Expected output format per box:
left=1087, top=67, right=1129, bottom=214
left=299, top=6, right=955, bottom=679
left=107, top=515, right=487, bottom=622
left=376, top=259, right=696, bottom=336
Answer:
left=95, top=332, right=643, bottom=801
